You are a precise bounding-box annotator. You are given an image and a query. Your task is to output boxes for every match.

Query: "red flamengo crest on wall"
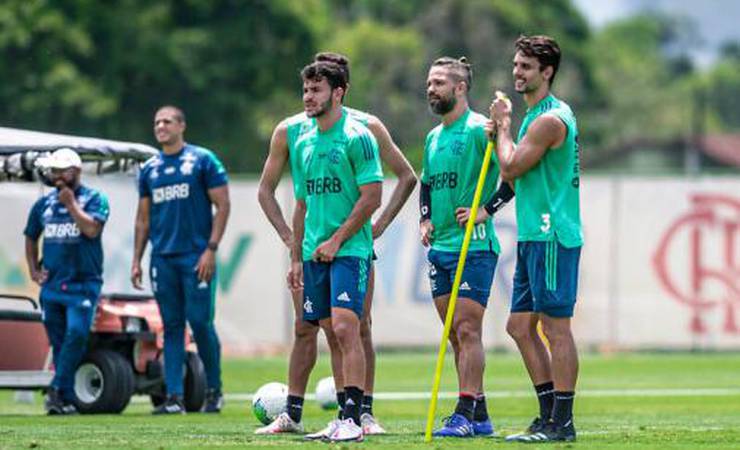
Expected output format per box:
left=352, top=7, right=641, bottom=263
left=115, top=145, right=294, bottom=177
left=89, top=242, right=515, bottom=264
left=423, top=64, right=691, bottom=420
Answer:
left=653, top=194, right=740, bottom=335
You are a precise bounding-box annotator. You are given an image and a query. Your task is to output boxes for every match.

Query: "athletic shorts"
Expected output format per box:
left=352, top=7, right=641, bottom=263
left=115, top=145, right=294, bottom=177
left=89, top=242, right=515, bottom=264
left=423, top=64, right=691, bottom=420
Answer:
left=427, top=249, right=498, bottom=307
left=302, top=256, right=370, bottom=321
left=510, top=241, right=581, bottom=318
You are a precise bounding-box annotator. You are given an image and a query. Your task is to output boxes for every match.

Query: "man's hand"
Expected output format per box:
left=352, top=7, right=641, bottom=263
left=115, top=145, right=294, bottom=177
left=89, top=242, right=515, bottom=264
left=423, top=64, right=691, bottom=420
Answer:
left=130, top=263, right=144, bottom=290
left=56, top=182, right=75, bottom=207
left=455, top=206, right=490, bottom=227
left=490, top=90, right=512, bottom=123
left=287, top=261, right=303, bottom=291
left=313, top=237, right=341, bottom=263
left=420, top=219, right=435, bottom=247
left=196, top=249, right=216, bottom=282
left=30, top=268, right=48, bottom=285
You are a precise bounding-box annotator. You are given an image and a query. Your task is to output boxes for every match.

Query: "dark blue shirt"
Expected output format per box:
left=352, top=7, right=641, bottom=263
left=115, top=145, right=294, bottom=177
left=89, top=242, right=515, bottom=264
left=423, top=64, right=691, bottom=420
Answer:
left=138, top=144, right=228, bottom=256
left=24, top=185, right=110, bottom=293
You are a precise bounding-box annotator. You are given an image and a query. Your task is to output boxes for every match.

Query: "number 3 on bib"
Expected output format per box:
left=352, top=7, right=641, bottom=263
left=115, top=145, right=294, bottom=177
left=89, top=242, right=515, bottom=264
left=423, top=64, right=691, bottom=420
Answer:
left=540, top=213, right=551, bottom=233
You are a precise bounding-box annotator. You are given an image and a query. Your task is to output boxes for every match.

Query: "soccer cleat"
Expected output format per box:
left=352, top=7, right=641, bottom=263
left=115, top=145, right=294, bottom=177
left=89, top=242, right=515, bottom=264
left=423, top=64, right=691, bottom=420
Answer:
left=432, top=413, right=474, bottom=437
left=203, top=389, right=224, bottom=413
left=360, top=413, right=387, bottom=435
left=45, top=388, right=78, bottom=416
left=327, top=418, right=364, bottom=442
left=472, top=417, right=496, bottom=436
left=254, top=412, right=304, bottom=434
left=304, top=419, right=341, bottom=440
left=506, top=419, right=576, bottom=443
left=504, top=416, right=548, bottom=441
left=152, top=395, right=186, bottom=415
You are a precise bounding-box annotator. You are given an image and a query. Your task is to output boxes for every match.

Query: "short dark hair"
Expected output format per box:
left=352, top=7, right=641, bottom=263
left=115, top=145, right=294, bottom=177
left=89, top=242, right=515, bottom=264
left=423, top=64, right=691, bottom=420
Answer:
left=515, top=35, right=561, bottom=85
left=315, top=52, right=350, bottom=83
left=156, top=105, right=186, bottom=123
left=300, top=61, right=348, bottom=92
left=431, top=56, right=473, bottom=91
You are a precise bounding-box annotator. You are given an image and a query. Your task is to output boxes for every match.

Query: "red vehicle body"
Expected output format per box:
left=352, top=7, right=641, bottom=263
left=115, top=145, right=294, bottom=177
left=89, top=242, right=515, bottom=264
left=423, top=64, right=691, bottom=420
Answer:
left=0, top=293, right=206, bottom=413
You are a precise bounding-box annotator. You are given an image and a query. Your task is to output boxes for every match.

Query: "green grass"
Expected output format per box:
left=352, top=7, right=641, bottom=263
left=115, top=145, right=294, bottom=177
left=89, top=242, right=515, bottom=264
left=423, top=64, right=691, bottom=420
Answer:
left=1, top=352, right=740, bottom=449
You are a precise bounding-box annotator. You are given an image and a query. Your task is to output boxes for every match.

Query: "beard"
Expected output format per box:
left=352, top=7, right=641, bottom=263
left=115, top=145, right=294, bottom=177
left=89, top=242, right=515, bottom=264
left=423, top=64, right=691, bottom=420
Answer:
left=428, top=94, right=456, bottom=115
left=306, top=97, right=333, bottom=118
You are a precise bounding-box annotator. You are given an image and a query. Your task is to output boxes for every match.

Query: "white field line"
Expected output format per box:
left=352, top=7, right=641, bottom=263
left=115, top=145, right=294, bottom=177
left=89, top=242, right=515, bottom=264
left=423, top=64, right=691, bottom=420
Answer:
left=131, top=387, right=740, bottom=403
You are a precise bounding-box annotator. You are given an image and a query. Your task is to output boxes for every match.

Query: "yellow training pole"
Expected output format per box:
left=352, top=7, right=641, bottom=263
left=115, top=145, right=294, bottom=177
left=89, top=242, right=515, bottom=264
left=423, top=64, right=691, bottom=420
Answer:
left=424, top=139, right=495, bottom=442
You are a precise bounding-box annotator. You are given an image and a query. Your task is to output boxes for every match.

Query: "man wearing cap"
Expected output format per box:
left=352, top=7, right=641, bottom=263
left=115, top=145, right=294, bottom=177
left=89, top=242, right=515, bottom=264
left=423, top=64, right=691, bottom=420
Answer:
left=24, top=148, right=110, bottom=415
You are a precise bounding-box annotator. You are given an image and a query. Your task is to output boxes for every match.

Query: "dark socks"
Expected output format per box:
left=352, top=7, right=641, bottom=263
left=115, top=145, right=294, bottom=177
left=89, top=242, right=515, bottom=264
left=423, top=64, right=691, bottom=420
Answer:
left=286, top=395, right=304, bottom=423
left=344, top=386, right=364, bottom=426
left=336, top=391, right=346, bottom=419
left=361, top=394, right=373, bottom=416
left=454, top=392, right=475, bottom=422
left=534, top=381, right=555, bottom=420
left=552, top=391, right=575, bottom=427
left=473, top=393, right=489, bottom=421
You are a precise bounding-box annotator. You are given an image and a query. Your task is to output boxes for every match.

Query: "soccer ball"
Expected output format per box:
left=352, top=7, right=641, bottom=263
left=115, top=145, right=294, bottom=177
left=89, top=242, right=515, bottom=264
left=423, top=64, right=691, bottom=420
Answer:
left=315, top=376, right=337, bottom=410
left=252, top=382, right=288, bottom=425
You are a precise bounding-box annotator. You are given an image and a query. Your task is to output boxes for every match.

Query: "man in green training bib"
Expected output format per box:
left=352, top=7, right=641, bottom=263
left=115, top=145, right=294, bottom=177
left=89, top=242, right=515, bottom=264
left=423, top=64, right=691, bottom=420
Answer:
left=420, top=56, right=511, bottom=438
left=489, top=35, right=582, bottom=443
left=288, top=60, right=383, bottom=442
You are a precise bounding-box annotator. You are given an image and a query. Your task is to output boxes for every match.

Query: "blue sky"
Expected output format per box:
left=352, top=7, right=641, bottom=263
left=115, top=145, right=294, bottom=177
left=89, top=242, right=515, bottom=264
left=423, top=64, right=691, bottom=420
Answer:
left=572, top=0, right=739, bottom=66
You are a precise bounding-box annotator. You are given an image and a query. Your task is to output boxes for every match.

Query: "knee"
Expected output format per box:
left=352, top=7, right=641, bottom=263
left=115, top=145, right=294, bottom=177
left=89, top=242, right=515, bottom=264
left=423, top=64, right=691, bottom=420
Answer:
left=455, top=320, right=481, bottom=344
left=294, top=319, right=319, bottom=341
left=65, top=325, right=89, bottom=346
left=506, top=316, right=533, bottom=342
left=187, top=317, right=211, bottom=335
left=541, top=319, right=571, bottom=343
left=332, top=319, right=358, bottom=344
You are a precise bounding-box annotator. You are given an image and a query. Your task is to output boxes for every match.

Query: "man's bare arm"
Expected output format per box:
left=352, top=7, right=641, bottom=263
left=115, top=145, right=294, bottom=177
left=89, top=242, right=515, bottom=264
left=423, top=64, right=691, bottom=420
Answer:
left=257, top=122, right=293, bottom=247
left=206, top=185, right=231, bottom=248
left=367, top=116, right=417, bottom=238
left=493, top=107, right=565, bottom=180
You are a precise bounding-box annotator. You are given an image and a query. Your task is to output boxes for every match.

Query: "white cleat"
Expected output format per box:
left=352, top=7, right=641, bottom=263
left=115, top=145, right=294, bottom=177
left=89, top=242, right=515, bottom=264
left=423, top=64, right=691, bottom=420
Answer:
left=328, top=418, right=364, bottom=442
left=304, top=419, right=341, bottom=441
left=254, top=412, right=304, bottom=434
left=361, top=413, right=387, bottom=435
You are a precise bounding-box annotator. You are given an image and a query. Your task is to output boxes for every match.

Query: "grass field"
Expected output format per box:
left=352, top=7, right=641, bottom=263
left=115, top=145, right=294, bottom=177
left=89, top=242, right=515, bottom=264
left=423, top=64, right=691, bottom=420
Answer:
left=1, top=352, right=739, bottom=449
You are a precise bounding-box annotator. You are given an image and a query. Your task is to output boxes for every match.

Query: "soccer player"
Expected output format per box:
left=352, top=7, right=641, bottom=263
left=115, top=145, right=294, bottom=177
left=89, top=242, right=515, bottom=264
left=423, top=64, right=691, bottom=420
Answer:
left=131, top=106, right=231, bottom=414
left=24, top=148, right=110, bottom=415
left=256, top=53, right=416, bottom=436
left=289, top=60, right=383, bottom=442
left=488, top=35, right=582, bottom=442
left=420, top=57, right=506, bottom=438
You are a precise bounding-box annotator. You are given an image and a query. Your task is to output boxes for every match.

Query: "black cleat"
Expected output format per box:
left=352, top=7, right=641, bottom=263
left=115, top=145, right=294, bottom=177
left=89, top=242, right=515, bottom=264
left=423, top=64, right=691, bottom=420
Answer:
left=45, top=388, right=77, bottom=415
left=203, top=389, right=224, bottom=413
left=506, top=419, right=576, bottom=443
left=152, top=395, right=186, bottom=415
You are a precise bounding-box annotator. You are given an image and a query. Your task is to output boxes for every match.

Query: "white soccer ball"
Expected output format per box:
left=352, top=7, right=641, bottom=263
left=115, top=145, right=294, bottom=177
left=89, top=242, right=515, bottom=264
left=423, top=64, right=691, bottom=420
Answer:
left=252, top=382, right=288, bottom=425
left=315, top=376, right=337, bottom=410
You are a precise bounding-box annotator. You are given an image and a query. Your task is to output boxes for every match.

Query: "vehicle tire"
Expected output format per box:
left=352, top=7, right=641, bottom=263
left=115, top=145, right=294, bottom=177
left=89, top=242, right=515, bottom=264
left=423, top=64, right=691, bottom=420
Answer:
left=74, top=350, right=134, bottom=414
left=183, top=351, right=206, bottom=412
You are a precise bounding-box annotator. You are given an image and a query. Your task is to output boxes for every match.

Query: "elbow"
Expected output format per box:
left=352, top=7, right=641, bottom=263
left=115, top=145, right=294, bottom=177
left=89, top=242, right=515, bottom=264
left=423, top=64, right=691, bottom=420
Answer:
left=257, top=184, right=271, bottom=209
left=499, top=166, right=519, bottom=182
left=402, top=171, right=418, bottom=190
left=369, top=192, right=382, bottom=212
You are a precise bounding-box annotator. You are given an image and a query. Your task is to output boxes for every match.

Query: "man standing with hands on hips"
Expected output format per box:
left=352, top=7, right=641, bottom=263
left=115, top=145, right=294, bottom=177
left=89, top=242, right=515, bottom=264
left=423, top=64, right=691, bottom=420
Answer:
left=131, top=105, right=231, bottom=414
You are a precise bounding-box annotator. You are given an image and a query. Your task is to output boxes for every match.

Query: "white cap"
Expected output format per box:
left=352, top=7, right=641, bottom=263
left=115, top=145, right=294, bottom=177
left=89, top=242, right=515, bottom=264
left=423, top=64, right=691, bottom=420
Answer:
left=46, top=148, right=82, bottom=169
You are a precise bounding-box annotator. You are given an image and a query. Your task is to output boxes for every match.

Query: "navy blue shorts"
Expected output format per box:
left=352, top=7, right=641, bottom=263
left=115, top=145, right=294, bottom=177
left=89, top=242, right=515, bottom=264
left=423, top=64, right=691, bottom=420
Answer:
left=427, top=249, right=498, bottom=307
left=511, top=241, right=581, bottom=318
left=302, top=256, right=370, bottom=321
